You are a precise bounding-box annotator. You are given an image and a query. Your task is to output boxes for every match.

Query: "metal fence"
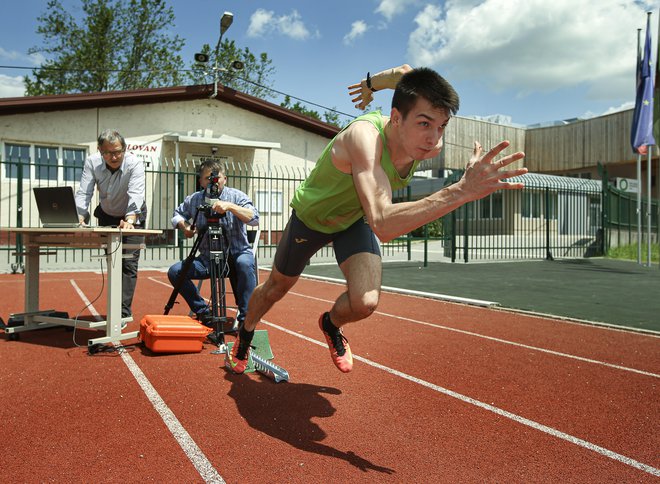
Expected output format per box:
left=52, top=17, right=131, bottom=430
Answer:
left=604, top=182, right=658, bottom=250
left=2, top=158, right=657, bottom=272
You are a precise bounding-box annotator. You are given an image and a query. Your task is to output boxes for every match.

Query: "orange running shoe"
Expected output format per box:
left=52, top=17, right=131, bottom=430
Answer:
left=229, top=332, right=252, bottom=374
left=318, top=312, right=353, bottom=373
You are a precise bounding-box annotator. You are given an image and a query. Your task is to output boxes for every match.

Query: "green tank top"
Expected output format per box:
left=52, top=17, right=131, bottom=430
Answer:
left=291, top=111, right=420, bottom=234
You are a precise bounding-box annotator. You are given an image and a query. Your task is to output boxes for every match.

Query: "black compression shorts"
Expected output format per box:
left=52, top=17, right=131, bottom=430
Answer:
left=274, top=211, right=381, bottom=277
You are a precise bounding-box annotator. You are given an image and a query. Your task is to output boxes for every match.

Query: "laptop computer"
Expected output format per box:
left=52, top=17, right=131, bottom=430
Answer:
left=33, top=186, right=84, bottom=228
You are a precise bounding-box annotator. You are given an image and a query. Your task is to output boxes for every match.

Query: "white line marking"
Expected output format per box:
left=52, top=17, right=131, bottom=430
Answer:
left=147, top=275, right=658, bottom=378
left=147, top=275, right=659, bottom=473
left=70, top=280, right=225, bottom=484
left=299, top=273, right=660, bottom=336
left=259, top=319, right=660, bottom=478
left=288, top=291, right=659, bottom=379
left=301, top=273, right=498, bottom=307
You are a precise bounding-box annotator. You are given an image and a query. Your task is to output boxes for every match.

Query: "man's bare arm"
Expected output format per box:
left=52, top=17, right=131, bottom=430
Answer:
left=348, top=64, right=413, bottom=110
left=346, top=134, right=527, bottom=242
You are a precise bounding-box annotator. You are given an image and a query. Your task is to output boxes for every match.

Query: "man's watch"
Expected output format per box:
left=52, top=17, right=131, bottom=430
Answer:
left=366, top=72, right=377, bottom=92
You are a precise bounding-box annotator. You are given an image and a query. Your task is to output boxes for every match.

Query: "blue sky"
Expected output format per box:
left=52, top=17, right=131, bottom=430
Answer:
left=0, top=0, right=658, bottom=127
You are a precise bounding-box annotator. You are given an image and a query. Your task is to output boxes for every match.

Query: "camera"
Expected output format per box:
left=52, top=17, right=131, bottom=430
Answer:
left=200, top=172, right=224, bottom=219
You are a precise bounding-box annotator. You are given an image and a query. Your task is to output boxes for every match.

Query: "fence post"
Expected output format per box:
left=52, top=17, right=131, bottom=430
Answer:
left=177, top=169, right=186, bottom=262
left=406, top=186, right=412, bottom=261
left=600, top=167, right=608, bottom=256
left=13, top=160, right=24, bottom=273
left=423, top=222, right=429, bottom=267
left=545, top=187, right=553, bottom=260
left=463, top=204, right=469, bottom=263
left=450, top=211, right=456, bottom=263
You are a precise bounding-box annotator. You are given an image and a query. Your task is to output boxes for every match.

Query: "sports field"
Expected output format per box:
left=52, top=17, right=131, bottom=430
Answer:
left=1, top=261, right=659, bottom=482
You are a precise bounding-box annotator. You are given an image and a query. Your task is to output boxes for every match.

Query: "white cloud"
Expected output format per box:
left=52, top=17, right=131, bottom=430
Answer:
left=0, top=74, right=26, bottom=98
left=581, top=101, right=636, bottom=120
left=375, top=0, right=420, bottom=22
left=407, top=0, right=657, bottom=102
left=343, top=20, right=370, bottom=45
left=246, top=9, right=273, bottom=37
left=247, top=9, right=318, bottom=41
left=0, top=47, right=44, bottom=66
left=0, top=46, right=43, bottom=97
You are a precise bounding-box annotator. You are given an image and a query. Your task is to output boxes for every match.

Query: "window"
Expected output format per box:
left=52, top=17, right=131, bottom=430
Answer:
left=4, top=143, right=30, bottom=179
left=255, top=190, right=283, bottom=214
left=36, top=146, right=58, bottom=180
left=522, top=191, right=541, bottom=218
left=522, top=190, right=558, bottom=219
left=478, top=192, right=503, bottom=219
left=547, top=192, right=558, bottom=220
left=63, top=148, right=86, bottom=181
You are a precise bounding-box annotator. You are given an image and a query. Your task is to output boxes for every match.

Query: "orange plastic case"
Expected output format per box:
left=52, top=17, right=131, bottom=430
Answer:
left=140, top=314, right=212, bottom=353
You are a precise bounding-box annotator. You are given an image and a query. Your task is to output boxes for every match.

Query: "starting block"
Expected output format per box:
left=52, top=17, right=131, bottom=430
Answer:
left=225, top=330, right=289, bottom=383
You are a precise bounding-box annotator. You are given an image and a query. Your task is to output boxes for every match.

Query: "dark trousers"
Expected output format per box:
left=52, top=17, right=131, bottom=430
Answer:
left=94, top=206, right=144, bottom=318
left=167, top=251, right=256, bottom=323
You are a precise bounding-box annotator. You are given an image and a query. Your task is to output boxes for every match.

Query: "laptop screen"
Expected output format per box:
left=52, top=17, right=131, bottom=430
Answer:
left=33, top=186, right=82, bottom=228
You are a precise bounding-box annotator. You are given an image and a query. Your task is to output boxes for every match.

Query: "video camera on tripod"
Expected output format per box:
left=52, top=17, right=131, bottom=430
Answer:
left=198, top=171, right=224, bottom=220
left=165, top=171, right=235, bottom=347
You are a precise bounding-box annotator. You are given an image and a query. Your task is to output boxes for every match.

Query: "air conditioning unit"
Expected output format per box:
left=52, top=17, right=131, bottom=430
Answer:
left=615, top=177, right=638, bottom=193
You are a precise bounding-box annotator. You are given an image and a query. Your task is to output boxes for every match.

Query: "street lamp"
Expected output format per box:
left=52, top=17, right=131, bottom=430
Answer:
left=212, top=11, right=234, bottom=98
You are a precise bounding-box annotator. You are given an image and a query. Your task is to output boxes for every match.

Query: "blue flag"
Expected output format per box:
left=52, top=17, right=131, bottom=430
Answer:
left=631, top=14, right=656, bottom=154
left=654, top=10, right=660, bottom=145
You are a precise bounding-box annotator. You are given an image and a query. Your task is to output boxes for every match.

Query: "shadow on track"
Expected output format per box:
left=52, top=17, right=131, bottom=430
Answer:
left=225, top=372, right=395, bottom=475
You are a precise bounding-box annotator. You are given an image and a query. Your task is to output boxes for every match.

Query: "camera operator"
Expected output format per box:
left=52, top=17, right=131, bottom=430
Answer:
left=167, top=160, right=259, bottom=329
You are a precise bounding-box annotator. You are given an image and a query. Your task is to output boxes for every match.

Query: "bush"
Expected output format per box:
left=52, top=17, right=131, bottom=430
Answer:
left=607, top=243, right=659, bottom=263
left=411, top=219, right=443, bottom=238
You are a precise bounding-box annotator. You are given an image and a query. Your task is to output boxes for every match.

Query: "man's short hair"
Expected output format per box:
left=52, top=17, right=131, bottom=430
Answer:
left=391, top=68, right=460, bottom=119
left=199, top=159, right=224, bottom=175
left=97, top=129, right=126, bottom=149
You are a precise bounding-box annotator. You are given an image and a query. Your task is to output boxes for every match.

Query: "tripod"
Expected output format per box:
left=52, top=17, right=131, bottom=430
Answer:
left=164, top=205, right=235, bottom=351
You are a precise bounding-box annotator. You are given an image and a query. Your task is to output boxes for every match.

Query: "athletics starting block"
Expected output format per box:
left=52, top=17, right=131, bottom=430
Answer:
left=225, top=330, right=289, bottom=383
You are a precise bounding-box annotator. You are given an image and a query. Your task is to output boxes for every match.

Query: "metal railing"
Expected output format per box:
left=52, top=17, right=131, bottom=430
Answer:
left=3, top=158, right=656, bottom=271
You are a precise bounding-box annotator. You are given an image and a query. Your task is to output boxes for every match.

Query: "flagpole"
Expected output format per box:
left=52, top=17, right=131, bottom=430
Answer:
left=636, top=28, right=642, bottom=265
left=637, top=152, right=642, bottom=264
left=649, top=11, right=656, bottom=267
left=647, top=148, right=653, bottom=266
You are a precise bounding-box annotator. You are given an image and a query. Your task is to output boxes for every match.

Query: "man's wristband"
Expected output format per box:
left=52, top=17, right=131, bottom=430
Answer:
left=366, top=72, right=377, bottom=92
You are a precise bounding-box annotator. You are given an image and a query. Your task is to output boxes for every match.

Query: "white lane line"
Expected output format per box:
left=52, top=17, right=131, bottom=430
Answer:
left=288, top=291, right=660, bottom=379
left=259, top=318, right=660, bottom=478
left=70, top=280, right=225, bottom=484
left=299, top=273, right=660, bottom=336
left=147, top=275, right=658, bottom=377
left=145, top=275, right=659, bottom=476
left=301, top=273, right=497, bottom=307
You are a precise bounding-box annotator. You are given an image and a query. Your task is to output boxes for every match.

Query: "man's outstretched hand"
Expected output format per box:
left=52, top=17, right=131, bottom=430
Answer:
left=457, top=140, right=527, bottom=202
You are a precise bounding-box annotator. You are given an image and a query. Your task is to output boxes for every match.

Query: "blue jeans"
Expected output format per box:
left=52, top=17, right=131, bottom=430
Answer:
left=167, top=251, right=256, bottom=323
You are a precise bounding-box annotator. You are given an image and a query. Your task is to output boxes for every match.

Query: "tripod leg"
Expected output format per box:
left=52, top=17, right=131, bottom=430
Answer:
left=164, top=227, right=206, bottom=315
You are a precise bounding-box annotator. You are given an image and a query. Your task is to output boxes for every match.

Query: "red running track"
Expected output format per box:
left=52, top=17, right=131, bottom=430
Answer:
left=0, top=270, right=658, bottom=482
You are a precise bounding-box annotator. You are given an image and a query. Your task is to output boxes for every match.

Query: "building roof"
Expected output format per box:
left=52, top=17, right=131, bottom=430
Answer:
left=507, top=173, right=602, bottom=190
left=0, top=83, right=342, bottom=139
left=163, top=132, right=281, bottom=150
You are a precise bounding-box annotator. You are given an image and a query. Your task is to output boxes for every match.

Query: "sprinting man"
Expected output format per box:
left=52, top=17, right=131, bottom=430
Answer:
left=229, top=65, right=528, bottom=374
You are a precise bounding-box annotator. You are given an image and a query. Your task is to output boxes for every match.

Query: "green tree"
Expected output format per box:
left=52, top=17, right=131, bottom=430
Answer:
left=25, top=0, right=184, bottom=95
left=187, top=39, right=275, bottom=100
left=280, top=95, right=342, bottom=128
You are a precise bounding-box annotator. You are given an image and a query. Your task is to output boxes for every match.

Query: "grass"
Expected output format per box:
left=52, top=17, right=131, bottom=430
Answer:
left=607, top=243, right=659, bottom=263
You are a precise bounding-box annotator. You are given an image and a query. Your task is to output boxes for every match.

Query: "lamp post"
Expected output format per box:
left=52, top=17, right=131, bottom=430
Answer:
left=212, top=11, right=234, bottom=98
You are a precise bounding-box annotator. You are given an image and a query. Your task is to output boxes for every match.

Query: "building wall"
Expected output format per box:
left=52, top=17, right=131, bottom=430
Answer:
left=444, top=116, right=527, bottom=170
left=0, top=98, right=332, bottom=167
left=524, top=109, right=637, bottom=171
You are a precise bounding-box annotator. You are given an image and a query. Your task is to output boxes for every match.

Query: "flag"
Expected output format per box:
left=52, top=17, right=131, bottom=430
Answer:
left=631, top=13, right=655, bottom=154
left=653, top=10, right=660, bottom=145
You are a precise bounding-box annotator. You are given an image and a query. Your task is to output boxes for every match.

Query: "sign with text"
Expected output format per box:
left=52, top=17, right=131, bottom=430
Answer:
left=125, top=138, right=162, bottom=167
